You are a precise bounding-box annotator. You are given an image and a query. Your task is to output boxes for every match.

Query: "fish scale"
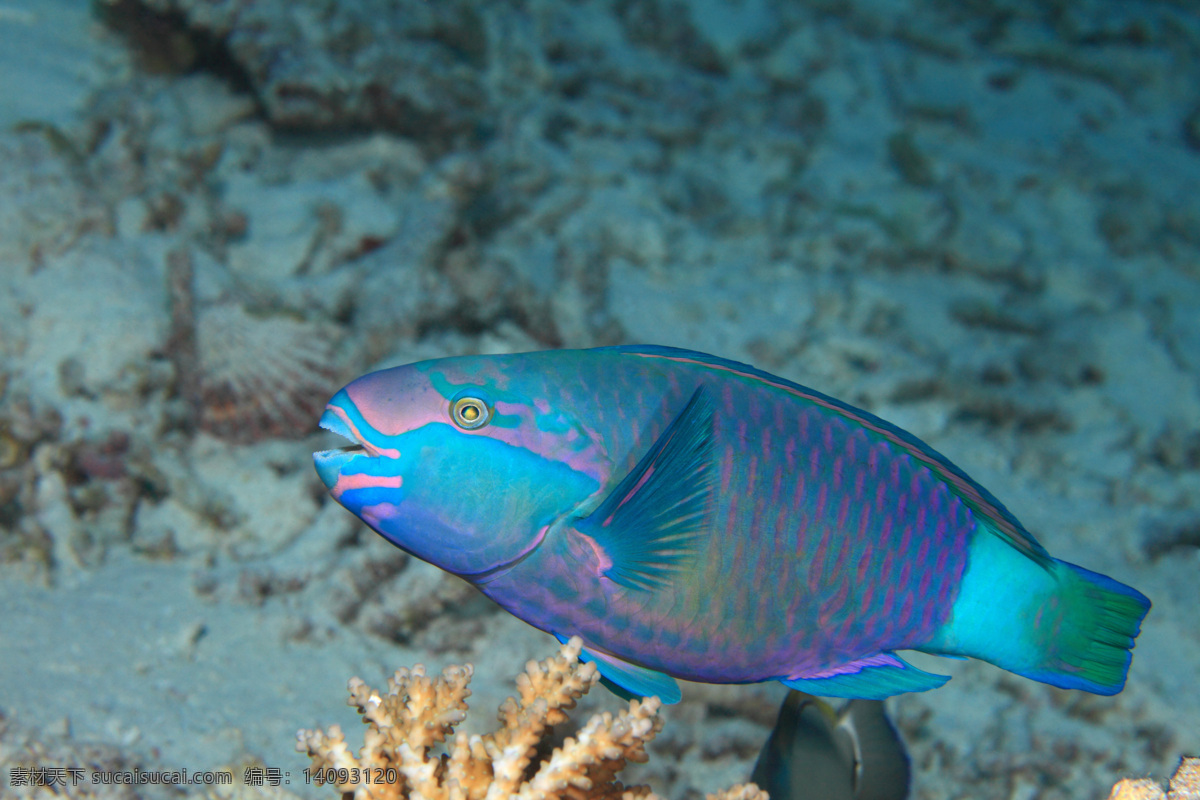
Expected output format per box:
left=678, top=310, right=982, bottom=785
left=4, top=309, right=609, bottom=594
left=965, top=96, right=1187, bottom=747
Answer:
left=313, top=345, right=1150, bottom=703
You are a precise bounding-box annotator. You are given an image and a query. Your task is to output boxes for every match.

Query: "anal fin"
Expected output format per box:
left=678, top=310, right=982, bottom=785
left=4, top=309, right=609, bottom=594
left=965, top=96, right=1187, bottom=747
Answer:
left=783, top=653, right=949, bottom=699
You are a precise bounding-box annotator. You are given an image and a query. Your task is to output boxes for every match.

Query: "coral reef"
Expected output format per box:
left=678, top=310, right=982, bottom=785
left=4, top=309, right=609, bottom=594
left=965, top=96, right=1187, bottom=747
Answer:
left=1107, top=758, right=1200, bottom=800
left=190, top=757, right=306, bottom=800
left=0, top=129, right=111, bottom=269
left=0, top=711, right=171, bottom=800
left=297, top=636, right=766, bottom=800
left=0, top=389, right=62, bottom=573
left=0, top=0, right=1197, bottom=792
left=96, top=0, right=491, bottom=143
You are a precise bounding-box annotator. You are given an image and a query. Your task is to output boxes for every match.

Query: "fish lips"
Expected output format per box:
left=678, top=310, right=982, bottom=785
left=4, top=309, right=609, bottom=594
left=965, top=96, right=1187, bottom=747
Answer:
left=313, top=408, right=370, bottom=490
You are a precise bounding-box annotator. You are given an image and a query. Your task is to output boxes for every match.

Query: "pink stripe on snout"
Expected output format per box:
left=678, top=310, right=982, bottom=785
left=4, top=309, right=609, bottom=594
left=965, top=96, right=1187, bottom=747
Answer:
left=333, top=472, right=403, bottom=500
left=328, top=405, right=401, bottom=458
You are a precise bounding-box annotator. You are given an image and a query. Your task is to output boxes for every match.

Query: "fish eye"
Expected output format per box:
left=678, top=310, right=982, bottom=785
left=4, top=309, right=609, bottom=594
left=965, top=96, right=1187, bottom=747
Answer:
left=450, top=396, right=491, bottom=430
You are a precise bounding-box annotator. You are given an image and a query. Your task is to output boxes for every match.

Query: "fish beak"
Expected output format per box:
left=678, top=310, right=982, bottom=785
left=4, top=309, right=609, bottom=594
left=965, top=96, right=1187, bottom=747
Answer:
left=313, top=408, right=368, bottom=490
left=318, top=407, right=357, bottom=442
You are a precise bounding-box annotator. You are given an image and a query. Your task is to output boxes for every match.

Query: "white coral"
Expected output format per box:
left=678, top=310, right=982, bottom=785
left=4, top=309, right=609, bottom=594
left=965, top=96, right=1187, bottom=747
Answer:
left=298, top=637, right=736, bottom=800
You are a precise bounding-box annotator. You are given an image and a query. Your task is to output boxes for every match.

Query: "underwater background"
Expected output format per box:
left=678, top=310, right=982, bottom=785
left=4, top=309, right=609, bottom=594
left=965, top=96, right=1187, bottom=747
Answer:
left=0, top=0, right=1197, bottom=797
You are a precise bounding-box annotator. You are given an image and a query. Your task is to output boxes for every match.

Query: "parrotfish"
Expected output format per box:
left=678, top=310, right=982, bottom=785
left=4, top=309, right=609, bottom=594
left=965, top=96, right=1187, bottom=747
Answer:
left=751, top=691, right=910, bottom=800
left=314, top=346, right=1150, bottom=704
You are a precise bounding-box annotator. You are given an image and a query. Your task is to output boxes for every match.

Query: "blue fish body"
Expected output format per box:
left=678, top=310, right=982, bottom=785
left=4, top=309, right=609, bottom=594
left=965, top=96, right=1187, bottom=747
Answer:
left=314, top=346, right=1150, bottom=703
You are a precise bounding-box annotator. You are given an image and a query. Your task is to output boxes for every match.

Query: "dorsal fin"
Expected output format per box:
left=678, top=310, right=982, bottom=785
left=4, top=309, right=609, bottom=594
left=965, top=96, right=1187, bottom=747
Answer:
left=608, top=345, right=1051, bottom=567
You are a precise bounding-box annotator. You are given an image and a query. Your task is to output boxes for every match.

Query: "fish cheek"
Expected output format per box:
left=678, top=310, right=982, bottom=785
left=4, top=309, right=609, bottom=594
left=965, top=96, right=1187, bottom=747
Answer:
left=337, top=420, right=600, bottom=578
left=356, top=429, right=541, bottom=576
left=367, top=499, right=481, bottom=573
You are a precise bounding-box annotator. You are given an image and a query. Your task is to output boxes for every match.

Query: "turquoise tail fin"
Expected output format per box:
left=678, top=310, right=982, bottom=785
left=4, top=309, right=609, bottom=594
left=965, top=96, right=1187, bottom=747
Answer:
left=1017, top=560, right=1150, bottom=695
left=926, top=528, right=1150, bottom=695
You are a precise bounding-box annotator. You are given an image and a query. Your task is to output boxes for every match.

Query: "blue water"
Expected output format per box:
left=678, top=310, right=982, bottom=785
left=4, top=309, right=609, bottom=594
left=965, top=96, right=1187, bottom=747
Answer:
left=0, top=1, right=1197, bottom=798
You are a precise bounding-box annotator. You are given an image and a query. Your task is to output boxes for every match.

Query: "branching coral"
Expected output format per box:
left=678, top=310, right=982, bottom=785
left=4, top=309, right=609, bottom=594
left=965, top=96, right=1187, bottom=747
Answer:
left=297, top=637, right=766, bottom=800
left=298, top=636, right=1195, bottom=800
left=1107, top=758, right=1200, bottom=800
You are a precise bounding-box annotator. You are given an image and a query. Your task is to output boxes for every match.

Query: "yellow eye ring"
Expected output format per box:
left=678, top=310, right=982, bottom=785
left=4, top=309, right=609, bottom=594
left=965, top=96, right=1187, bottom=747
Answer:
left=451, top=396, right=491, bottom=430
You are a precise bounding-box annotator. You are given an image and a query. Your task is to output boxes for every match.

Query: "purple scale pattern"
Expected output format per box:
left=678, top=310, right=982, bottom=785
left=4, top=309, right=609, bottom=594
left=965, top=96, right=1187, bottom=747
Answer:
left=474, top=348, right=974, bottom=684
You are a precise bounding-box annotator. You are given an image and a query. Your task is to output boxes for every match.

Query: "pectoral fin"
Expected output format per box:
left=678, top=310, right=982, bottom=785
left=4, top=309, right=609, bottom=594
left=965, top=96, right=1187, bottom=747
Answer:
left=573, top=386, right=715, bottom=591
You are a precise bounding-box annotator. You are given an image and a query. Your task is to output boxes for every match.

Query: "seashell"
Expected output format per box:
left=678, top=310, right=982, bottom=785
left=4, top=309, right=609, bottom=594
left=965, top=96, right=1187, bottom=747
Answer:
left=195, top=302, right=344, bottom=443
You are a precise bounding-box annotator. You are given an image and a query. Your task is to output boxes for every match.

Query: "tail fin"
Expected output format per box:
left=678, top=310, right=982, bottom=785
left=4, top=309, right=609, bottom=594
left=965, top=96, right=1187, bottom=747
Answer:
left=1016, top=561, right=1151, bottom=695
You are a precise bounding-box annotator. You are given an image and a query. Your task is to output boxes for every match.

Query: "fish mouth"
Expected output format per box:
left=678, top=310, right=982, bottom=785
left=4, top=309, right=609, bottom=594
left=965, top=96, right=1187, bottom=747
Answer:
left=315, top=408, right=368, bottom=454
left=314, top=408, right=370, bottom=489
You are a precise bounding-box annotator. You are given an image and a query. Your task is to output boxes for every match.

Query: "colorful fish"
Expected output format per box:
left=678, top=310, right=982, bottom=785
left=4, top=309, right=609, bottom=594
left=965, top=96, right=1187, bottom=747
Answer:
left=313, top=346, right=1150, bottom=703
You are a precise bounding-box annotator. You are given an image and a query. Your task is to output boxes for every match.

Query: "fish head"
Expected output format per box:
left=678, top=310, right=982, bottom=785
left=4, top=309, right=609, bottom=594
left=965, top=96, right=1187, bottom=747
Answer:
left=313, top=354, right=608, bottom=578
